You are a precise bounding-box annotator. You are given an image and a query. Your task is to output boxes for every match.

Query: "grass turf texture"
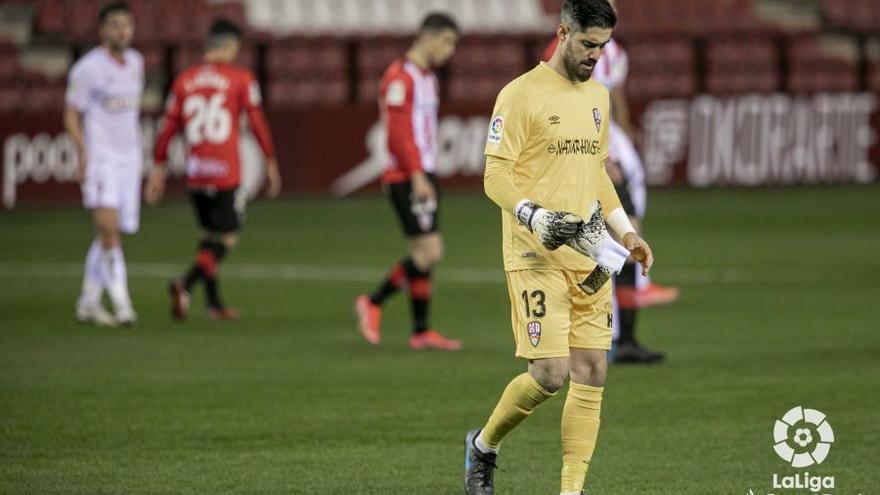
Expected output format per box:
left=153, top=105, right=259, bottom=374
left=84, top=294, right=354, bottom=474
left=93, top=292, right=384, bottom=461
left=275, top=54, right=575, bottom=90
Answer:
left=1, top=187, right=878, bottom=494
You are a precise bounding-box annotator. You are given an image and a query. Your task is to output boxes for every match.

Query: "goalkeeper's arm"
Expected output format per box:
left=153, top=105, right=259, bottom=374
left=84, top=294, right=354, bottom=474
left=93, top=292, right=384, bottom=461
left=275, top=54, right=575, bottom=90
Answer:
left=484, top=155, right=582, bottom=250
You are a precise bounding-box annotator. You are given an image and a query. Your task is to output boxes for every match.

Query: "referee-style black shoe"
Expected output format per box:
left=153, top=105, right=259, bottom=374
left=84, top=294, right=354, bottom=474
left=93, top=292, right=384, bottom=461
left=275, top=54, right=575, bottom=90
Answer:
left=612, top=340, right=665, bottom=364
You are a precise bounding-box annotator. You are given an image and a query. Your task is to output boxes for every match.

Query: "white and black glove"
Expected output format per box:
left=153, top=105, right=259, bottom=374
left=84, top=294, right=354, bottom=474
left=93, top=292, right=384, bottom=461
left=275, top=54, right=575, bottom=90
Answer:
left=565, top=201, right=631, bottom=294
left=515, top=200, right=582, bottom=251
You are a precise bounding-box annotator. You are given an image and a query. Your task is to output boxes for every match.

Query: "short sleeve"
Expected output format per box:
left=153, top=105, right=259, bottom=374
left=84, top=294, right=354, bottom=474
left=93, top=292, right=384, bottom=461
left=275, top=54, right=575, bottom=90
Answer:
left=484, top=85, right=531, bottom=162
left=65, top=61, right=90, bottom=111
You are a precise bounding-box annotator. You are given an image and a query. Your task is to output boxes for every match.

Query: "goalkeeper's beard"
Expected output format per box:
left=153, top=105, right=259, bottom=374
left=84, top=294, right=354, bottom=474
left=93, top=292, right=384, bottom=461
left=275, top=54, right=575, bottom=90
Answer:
left=562, top=45, right=591, bottom=82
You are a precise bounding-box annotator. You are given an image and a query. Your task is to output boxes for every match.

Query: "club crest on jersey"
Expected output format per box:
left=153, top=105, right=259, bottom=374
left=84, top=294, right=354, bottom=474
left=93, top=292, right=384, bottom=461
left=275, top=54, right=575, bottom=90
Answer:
left=527, top=321, right=542, bottom=347
left=386, top=79, right=406, bottom=106
left=593, top=108, right=602, bottom=132
left=487, top=115, right=504, bottom=144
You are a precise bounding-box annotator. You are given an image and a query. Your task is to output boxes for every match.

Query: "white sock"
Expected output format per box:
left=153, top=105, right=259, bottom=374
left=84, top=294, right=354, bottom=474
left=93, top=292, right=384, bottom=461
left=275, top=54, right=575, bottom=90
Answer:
left=475, top=431, right=498, bottom=454
left=77, top=239, right=104, bottom=309
left=635, top=264, right=650, bottom=290
left=101, top=246, right=132, bottom=315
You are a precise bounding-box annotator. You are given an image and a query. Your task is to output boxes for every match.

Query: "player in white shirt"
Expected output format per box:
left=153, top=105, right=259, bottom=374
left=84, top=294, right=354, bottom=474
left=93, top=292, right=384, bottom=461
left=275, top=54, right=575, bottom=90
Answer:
left=592, top=35, right=679, bottom=363
left=64, top=2, right=143, bottom=326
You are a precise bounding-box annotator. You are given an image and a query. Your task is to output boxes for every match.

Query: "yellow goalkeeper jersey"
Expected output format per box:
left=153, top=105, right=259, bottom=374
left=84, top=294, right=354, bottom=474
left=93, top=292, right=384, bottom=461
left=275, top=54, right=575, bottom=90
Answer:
left=484, top=62, right=622, bottom=272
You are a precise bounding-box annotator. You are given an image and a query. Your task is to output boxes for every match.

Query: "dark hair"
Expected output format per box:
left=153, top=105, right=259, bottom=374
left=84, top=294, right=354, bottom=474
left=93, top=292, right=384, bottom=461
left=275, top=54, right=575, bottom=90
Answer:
left=561, top=0, right=617, bottom=31
left=98, top=1, right=131, bottom=24
left=419, top=12, right=460, bottom=34
left=209, top=19, right=243, bottom=39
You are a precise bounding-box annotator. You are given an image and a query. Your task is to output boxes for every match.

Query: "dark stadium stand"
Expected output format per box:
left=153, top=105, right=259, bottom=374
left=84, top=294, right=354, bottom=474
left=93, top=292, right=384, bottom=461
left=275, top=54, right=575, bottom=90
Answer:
left=705, top=36, right=780, bottom=94
left=0, top=0, right=876, bottom=113
left=822, top=0, right=880, bottom=32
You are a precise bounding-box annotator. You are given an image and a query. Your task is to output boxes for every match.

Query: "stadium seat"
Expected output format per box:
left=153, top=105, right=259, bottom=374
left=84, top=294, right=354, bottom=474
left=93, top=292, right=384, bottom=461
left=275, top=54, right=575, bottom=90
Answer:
left=614, top=0, right=763, bottom=38
left=447, top=35, right=526, bottom=102
left=268, top=78, right=347, bottom=108
left=210, top=1, right=248, bottom=32
left=172, top=44, right=203, bottom=75
left=137, top=44, right=165, bottom=72
left=705, top=36, right=780, bottom=93
left=0, top=42, right=18, bottom=83
left=18, top=71, right=65, bottom=112
left=35, top=0, right=65, bottom=35
left=356, top=36, right=411, bottom=103
left=66, top=0, right=99, bottom=41
left=787, top=36, right=859, bottom=93
left=625, top=39, right=696, bottom=99
left=869, top=61, right=880, bottom=94
left=244, top=0, right=550, bottom=35
left=127, top=0, right=157, bottom=43
left=822, top=0, right=880, bottom=32
left=0, top=85, right=21, bottom=113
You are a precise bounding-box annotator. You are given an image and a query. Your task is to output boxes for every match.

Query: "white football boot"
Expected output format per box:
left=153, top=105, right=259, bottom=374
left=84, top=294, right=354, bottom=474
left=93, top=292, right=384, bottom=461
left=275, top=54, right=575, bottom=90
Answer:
left=75, top=305, right=118, bottom=327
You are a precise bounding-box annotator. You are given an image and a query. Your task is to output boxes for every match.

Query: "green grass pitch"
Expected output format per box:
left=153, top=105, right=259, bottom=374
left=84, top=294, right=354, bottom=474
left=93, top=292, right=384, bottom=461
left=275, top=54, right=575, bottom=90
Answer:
left=1, top=187, right=878, bottom=494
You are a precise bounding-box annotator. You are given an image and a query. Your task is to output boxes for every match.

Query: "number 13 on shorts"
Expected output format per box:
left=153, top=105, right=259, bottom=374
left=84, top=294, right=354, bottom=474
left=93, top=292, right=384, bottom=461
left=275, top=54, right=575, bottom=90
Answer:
left=505, top=270, right=614, bottom=359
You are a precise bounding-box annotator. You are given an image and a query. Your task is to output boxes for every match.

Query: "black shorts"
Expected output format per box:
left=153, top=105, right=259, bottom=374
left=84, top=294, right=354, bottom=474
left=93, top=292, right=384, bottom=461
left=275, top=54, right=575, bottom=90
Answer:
left=614, top=181, right=636, bottom=217
left=386, top=174, right=441, bottom=237
left=189, top=188, right=244, bottom=233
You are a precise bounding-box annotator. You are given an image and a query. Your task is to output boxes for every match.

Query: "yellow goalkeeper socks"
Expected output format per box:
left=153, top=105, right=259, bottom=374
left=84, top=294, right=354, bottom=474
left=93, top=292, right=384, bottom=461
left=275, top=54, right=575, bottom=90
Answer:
left=479, top=372, right=555, bottom=450
left=560, top=381, right=604, bottom=494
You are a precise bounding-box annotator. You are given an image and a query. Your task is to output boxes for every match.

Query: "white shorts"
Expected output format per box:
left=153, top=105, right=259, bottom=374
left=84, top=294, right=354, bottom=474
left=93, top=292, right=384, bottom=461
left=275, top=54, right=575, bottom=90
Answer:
left=81, top=152, right=143, bottom=234
left=609, top=122, right=647, bottom=219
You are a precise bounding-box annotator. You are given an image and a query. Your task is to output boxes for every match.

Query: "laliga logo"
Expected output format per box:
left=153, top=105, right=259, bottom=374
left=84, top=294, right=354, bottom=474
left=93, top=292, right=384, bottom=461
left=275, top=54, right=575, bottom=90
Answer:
left=773, top=406, right=834, bottom=468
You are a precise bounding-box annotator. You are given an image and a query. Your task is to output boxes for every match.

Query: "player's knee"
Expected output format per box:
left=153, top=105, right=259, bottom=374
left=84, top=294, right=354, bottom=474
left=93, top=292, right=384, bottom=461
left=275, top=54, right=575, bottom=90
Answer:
left=97, top=228, right=120, bottom=249
left=411, top=239, right=442, bottom=269
left=426, top=240, right=443, bottom=266
left=221, top=233, right=238, bottom=250
left=569, top=356, right=607, bottom=388
left=208, top=232, right=237, bottom=250
left=528, top=359, right=569, bottom=392
left=532, top=370, right=567, bottom=393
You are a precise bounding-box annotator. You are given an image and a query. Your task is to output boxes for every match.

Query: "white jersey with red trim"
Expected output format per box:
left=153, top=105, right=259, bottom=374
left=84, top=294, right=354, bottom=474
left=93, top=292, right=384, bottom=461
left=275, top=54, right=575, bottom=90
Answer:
left=593, top=38, right=628, bottom=91
left=379, top=58, right=439, bottom=183
left=66, top=47, right=144, bottom=161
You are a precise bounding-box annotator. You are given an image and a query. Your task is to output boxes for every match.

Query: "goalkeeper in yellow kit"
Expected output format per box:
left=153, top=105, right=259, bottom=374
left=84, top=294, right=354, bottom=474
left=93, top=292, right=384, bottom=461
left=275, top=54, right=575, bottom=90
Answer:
left=463, top=1, right=654, bottom=494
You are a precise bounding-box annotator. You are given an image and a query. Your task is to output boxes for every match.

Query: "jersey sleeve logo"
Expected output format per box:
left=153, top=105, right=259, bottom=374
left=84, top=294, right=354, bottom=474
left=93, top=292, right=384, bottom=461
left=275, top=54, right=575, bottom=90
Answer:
left=487, top=115, right=504, bottom=144
left=248, top=81, right=262, bottom=106
left=385, top=79, right=406, bottom=107
left=593, top=108, right=602, bottom=132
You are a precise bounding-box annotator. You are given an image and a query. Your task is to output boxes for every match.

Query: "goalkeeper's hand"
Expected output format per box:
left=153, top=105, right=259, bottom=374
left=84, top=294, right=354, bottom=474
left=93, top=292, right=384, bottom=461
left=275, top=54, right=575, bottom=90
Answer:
left=514, top=200, right=582, bottom=251
left=565, top=202, right=631, bottom=293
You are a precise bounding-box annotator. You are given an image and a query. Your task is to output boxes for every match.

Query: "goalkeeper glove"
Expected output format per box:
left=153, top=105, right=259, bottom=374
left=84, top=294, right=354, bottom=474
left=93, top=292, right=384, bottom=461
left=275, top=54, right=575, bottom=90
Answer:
left=515, top=200, right=582, bottom=251
left=565, top=201, right=631, bottom=294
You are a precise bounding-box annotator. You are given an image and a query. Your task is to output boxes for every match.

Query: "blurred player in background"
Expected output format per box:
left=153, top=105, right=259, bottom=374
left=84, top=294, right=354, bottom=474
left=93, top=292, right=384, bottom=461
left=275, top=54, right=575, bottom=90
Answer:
left=145, top=19, right=281, bottom=321
left=65, top=2, right=142, bottom=327
left=542, top=1, right=678, bottom=365
left=354, top=13, right=462, bottom=351
left=464, top=1, right=655, bottom=494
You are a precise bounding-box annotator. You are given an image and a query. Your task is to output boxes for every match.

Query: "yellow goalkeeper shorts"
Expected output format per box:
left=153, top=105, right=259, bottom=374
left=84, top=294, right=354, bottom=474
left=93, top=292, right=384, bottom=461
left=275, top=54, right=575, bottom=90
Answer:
left=505, top=269, right=613, bottom=359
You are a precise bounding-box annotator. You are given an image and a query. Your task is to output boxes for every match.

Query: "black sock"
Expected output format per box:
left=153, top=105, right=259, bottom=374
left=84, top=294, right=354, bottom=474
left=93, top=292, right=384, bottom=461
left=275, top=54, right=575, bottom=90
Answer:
left=369, top=257, right=409, bottom=305
left=403, top=259, right=432, bottom=334
left=183, top=240, right=212, bottom=291
left=203, top=241, right=228, bottom=308
left=616, top=263, right=638, bottom=344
